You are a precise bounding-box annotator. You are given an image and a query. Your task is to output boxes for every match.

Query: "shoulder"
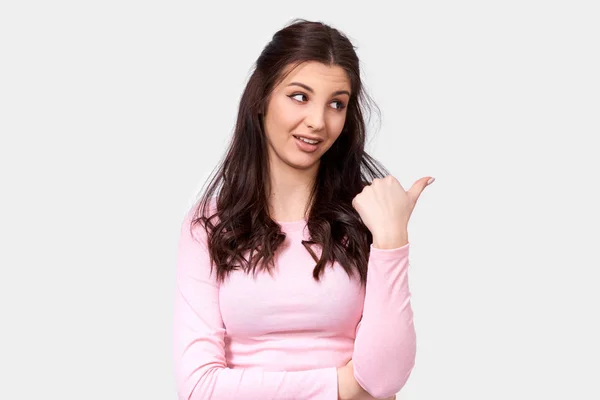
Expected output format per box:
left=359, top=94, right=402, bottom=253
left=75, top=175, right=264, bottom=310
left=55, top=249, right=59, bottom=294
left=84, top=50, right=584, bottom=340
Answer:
left=181, top=195, right=219, bottom=241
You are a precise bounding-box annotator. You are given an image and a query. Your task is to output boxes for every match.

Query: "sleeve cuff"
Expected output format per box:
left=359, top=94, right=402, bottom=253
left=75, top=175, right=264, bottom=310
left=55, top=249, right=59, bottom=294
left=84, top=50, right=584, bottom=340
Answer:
left=369, top=242, right=410, bottom=259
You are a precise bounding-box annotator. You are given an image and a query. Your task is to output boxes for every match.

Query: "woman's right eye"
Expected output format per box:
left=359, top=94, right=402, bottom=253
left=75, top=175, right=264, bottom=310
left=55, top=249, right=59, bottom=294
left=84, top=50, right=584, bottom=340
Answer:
left=289, top=93, right=306, bottom=102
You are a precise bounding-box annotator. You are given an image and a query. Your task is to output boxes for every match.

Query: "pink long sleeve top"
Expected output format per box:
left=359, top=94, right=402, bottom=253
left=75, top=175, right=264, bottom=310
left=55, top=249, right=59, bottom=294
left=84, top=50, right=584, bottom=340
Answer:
left=172, top=203, right=416, bottom=400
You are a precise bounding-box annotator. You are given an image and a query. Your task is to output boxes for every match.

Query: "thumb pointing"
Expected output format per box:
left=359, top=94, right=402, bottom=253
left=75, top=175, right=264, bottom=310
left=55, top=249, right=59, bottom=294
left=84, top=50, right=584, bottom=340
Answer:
left=409, top=176, right=435, bottom=203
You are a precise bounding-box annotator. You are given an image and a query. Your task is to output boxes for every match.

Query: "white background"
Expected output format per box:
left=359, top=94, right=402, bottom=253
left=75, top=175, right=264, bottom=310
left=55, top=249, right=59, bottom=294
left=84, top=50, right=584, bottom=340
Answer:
left=1, top=1, right=599, bottom=399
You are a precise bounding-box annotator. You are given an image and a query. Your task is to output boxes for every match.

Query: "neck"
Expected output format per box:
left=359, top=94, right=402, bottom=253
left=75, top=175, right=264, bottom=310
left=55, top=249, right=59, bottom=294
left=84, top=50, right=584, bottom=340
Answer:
left=267, top=158, right=318, bottom=222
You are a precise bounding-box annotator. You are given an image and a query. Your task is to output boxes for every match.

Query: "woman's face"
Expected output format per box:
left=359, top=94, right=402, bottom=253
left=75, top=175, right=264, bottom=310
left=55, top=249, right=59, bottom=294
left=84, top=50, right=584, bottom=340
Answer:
left=262, top=61, right=351, bottom=172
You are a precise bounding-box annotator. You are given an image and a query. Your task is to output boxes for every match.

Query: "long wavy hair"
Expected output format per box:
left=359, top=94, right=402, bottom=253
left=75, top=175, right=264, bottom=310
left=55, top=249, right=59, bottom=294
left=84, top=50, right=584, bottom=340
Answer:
left=191, top=18, right=389, bottom=286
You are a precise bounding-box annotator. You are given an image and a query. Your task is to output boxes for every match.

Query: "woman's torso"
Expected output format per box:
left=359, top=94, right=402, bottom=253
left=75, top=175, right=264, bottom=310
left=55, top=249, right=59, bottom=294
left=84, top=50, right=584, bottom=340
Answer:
left=218, top=222, right=365, bottom=371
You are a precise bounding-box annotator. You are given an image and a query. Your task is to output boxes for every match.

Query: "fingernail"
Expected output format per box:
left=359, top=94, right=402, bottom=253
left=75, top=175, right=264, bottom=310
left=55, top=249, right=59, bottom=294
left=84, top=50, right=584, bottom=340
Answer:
left=427, top=177, right=435, bottom=185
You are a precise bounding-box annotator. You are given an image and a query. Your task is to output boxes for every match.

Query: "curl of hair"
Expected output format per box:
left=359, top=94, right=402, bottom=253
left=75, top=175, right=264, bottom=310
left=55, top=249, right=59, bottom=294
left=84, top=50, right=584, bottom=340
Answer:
left=190, top=18, right=389, bottom=286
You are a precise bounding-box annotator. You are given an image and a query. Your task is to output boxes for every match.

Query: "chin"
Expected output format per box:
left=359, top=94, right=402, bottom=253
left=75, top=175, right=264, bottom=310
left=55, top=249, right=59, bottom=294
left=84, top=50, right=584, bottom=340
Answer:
left=286, top=154, right=321, bottom=170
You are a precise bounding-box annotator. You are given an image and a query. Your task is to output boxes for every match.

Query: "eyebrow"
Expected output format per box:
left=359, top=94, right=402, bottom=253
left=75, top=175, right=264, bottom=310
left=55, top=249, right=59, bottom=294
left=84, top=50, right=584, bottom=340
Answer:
left=287, top=82, right=351, bottom=97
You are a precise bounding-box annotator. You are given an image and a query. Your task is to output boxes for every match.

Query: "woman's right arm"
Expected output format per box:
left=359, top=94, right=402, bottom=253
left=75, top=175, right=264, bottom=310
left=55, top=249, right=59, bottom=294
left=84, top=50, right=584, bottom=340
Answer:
left=173, top=207, right=340, bottom=400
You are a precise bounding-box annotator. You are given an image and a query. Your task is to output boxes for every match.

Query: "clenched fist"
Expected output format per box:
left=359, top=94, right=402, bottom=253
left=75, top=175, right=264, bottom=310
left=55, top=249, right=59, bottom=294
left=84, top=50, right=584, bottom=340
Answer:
left=351, top=175, right=434, bottom=249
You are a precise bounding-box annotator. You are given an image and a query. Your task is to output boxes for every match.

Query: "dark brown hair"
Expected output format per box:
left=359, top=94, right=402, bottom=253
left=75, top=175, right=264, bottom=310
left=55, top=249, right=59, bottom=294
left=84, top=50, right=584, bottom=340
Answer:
left=191, top=18, right=389, bottom=286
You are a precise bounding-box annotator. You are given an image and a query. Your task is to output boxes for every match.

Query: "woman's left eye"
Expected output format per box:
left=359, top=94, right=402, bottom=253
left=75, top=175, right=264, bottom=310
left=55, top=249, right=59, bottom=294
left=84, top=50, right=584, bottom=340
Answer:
left=331, top=101, right=346, bottom=110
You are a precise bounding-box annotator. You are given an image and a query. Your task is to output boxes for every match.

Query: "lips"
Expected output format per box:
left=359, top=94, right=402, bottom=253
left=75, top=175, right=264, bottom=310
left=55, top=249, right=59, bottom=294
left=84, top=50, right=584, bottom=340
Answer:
left=293, top=135, right=322, bottom=144
left=294, top=135, right=320, bottom=153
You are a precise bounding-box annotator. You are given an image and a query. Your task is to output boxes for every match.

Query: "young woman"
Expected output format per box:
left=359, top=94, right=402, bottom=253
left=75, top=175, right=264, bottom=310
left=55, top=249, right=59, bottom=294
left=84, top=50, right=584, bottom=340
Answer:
left=172, top=19, right=434, bottom=400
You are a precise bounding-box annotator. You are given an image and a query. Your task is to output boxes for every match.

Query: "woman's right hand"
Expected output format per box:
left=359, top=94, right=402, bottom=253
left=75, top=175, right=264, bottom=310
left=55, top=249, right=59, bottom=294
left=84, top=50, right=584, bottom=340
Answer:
left=337, top=360, right=396, bottom=400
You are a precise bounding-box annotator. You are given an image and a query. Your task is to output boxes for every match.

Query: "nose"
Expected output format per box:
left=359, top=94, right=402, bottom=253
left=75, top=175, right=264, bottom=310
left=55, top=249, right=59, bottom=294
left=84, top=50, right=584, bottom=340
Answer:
left=305, top=104, right=325, bottom=131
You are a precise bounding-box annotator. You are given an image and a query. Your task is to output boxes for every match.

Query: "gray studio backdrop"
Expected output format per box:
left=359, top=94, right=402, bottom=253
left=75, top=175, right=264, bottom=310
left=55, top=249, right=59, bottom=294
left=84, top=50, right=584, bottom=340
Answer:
left=1, top=1, right=598, bottom=399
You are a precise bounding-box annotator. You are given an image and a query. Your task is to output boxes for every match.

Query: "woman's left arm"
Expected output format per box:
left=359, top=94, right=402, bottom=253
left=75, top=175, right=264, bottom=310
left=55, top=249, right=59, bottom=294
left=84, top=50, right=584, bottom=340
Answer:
left=351, top=241, right=415, bottom=399
left=350, top=175, right=433, bottom=399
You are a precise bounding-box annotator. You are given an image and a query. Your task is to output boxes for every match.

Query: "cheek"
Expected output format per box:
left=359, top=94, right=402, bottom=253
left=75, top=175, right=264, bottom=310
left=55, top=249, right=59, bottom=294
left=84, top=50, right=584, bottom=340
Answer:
left=327, top=116, right=346, bottom=141
left=333, top=118, right=346, bottom=135
left=271, top=100, right=300, bottom=134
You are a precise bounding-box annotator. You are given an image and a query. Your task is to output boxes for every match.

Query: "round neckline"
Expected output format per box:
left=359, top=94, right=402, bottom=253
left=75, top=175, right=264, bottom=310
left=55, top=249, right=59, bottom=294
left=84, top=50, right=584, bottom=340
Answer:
left=275, top=218, right=307, bottom=232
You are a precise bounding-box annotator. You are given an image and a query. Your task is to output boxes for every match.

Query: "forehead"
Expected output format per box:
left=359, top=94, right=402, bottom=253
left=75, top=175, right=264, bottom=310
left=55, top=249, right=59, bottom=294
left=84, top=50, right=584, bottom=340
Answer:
left=278, top=61, right=351, bottom=92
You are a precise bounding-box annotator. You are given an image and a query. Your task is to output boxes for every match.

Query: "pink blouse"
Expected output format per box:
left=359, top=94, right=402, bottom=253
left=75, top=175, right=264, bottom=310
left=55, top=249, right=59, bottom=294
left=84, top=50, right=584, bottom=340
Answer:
left=172, top=201, right=416, bottom=399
